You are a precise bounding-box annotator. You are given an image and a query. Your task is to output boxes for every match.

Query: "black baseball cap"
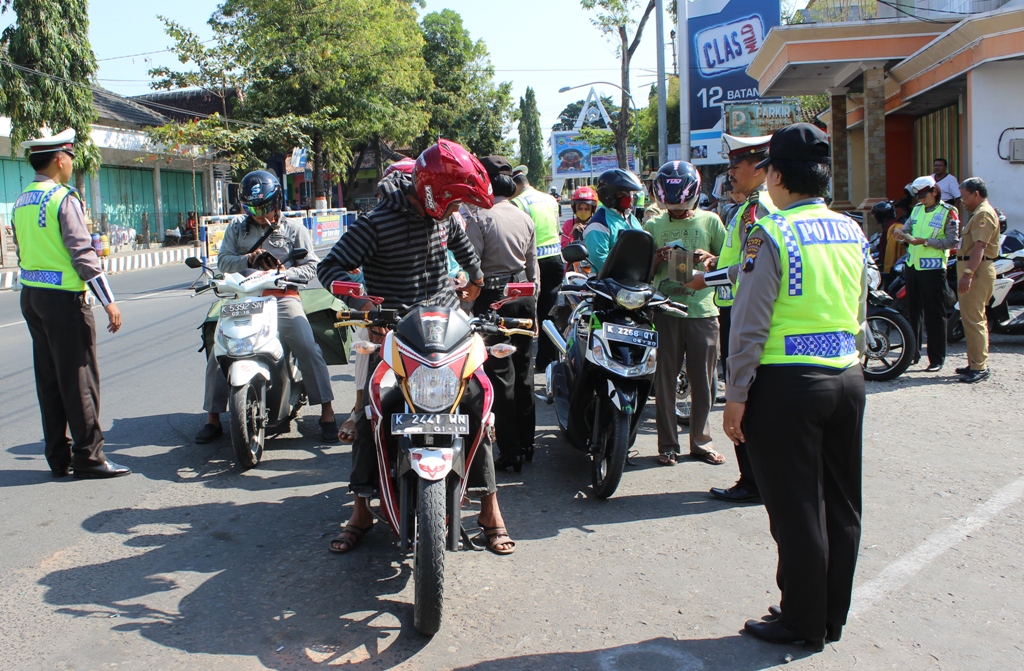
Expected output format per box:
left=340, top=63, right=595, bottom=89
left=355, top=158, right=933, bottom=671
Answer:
left=480, top=155, right=513, bottom=178
left=755, top=123, right=831, bottom=170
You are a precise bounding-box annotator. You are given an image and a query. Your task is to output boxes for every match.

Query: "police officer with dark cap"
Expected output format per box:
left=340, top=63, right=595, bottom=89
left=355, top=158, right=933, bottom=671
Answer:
left=463, top=155, right=539, bottom=471
left=14, top=129, right=131, bottom=479
left=723, top=123, right=867, bottom=651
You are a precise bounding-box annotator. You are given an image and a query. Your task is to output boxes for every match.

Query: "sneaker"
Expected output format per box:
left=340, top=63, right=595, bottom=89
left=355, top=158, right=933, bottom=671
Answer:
left=955, top=366, right=970, bottom=375
left=959, top=368, right=990, bottom=383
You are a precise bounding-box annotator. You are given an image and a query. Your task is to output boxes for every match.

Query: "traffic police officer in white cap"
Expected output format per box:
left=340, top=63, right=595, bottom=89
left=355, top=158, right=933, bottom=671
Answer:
left=14, top=128, right=130, bottom=479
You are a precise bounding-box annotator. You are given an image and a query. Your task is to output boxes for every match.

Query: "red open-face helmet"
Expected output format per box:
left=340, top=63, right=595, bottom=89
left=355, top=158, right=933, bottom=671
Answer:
left=414, top=139, right=493, bottom=220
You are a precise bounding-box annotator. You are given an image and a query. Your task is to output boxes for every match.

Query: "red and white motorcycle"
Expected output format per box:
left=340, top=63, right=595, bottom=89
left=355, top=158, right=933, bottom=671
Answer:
left=331, top=281, right=534, bottom=636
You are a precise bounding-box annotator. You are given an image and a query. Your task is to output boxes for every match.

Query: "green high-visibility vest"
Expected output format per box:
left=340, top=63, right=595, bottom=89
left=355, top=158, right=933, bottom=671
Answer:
left=715, top=189, right=775, bottom=307
left=753, top=202, right=865, bottom=369
left=906, top=202, right=954, bottom=271
left=513, top=187, right=561, bottom=257
left=13, top=182, right=87, bottom=292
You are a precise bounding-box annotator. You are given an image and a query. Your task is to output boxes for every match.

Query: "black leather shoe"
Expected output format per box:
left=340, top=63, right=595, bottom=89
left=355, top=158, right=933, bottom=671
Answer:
left=765, top=606, right=841, bottom=642
left=955, top=365, right=970, bottom=375
left=195, top=423, right=223, bottom=444
left=319, top=420, right=339, bottom=443
left=494, top=454, right=525, bottom=473
left=925, top=362, right=943, bottom=372
left=73, top=460, right=131, bottom=479
left=51, top=467, right=71, bottom=478
left=959, top=368, right=990, bottom=383
left=710, top=484, right=761, bottom=503
left=744, top=619, right=824, bottom=652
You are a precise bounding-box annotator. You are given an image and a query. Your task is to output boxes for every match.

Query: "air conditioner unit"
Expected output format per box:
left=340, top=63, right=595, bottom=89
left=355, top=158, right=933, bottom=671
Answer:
left=1011, top=138, right=1024, bottom=163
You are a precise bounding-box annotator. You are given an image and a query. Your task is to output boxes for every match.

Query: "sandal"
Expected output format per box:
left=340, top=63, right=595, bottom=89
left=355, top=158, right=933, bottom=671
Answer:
left=328, top=522, right=373, bottom=554
left=339, top=413, right=357, bottom=444
left=692, top=450, right=726, bottom=465
left=657, top=452, right=678, bottom=467
left=475, top=521, right=515, bottom=556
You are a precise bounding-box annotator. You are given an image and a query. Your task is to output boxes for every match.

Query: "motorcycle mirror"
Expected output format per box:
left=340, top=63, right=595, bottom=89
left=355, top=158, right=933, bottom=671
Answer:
left=185, top=257, right=203, bottom=269
left=331, top=281, right=365, bottom=298
left=504, top=282, right=535, bottom=298
left=288, top=248, right=308, bottom=261
left=562, top=243, right=588, bottom=264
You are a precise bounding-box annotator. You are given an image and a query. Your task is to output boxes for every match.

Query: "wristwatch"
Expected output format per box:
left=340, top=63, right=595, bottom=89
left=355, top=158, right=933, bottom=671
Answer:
left=470, top=278, right=485, bottom=287
left=963, top=267, right=974, bottom=275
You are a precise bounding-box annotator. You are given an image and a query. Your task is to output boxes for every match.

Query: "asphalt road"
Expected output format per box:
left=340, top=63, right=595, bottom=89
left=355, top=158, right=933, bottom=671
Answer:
left=0, top=266, right=1022, bottom=671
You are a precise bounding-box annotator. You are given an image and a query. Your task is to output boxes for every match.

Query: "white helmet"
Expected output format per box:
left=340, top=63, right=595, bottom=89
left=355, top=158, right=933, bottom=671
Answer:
left=910, top=175, right=936, bottom=197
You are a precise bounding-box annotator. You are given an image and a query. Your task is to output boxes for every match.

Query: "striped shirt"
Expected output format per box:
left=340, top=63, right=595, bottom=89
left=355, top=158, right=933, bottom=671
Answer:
left=317, top=172, right=483, bottom=313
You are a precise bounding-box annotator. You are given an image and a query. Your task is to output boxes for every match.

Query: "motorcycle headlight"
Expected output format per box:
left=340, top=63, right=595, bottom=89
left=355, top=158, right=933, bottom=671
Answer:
left=615, top=288, right=652, bottom=310
left=216, top=322, right=271, bottom=357
left=407, top=365, right=460, bottom=412
left=867, top=266, right=881, bottom=290
left=591, top=339, right=657, bottom=377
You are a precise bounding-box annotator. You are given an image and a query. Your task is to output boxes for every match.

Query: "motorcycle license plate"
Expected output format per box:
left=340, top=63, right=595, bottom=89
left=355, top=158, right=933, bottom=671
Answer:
left=391, top=414, right=470, bottom=435
left=604, top=323, right=658, bottom=347
left=221, top=301, right=265, bottom=317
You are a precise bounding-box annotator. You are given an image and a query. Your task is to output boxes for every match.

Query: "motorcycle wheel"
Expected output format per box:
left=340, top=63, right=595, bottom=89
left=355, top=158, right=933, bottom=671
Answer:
left=591, top=406, right=629, bottom=499
left=228, top=379, right=265, bottom=468
left=413, top=477, right=446, bottom=637
left=675, top=368, right=691, bottom=426
left=947, top=309, right=965, bottom=343
left=862, top=311, right=915, bottom=382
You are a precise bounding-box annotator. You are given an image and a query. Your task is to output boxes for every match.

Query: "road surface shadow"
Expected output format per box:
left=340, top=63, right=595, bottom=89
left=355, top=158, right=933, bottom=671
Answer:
left=452, top=635, right=817, bottom=671
left=39, top=495, right=428, bottom=670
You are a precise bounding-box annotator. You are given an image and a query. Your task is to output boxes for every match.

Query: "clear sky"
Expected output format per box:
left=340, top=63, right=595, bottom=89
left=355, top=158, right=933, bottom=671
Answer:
left=1, top=1, right=804, bottom=142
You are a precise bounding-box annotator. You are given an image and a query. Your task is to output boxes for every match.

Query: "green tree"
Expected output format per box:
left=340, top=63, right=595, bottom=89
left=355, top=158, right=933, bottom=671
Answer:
left=580, top=0, right=657, bottom=168
left=0, top=0, right=100, bottom=195
left=215, top=0, right=432, bottom=201
left=517, top=87, right=545, bottom=187
left=417, top=10, right=514, bottom=157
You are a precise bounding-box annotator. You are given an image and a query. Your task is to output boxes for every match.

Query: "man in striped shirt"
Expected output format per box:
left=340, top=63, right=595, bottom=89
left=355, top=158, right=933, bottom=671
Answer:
left=318, top=142, right=516, bottom=555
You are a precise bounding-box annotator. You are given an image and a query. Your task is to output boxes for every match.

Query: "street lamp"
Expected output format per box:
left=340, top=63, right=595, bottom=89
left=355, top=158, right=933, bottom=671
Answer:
left=559, top=82, right=640, bottom=169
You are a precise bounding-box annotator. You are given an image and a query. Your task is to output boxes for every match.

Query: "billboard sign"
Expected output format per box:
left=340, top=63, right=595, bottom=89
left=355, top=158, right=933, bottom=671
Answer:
left=725, top=102, right=800, bottom=137
left=551, top=131, right=639, bottom=179
left=687, top=0, right=780, bottom=165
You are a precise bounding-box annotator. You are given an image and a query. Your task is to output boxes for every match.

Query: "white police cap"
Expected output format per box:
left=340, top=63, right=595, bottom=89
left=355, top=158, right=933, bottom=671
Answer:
left=20, top=128, right=76, bottom=154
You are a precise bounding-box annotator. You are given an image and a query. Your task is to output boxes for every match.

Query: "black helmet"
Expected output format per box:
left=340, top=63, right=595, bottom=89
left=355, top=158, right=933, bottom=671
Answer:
left=995, top=207, right=1007, bottom=233
left=697, top=193, right=711, bottom=210
left=652, top=161, right=701, bottom=208
left=871, top=200, right=895, bottom=225
left=239, top=170, right=283, bottom=218
left=596, top=168, right=644, bottom=212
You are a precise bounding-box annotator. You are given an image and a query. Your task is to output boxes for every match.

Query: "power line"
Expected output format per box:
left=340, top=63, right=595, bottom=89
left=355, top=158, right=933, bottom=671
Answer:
left=95, top=40, right=218, bottom=62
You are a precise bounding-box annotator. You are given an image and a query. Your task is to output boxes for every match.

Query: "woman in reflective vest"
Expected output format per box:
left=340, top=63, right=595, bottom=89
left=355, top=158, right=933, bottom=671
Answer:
left=895, top=175, right=959, bottom=372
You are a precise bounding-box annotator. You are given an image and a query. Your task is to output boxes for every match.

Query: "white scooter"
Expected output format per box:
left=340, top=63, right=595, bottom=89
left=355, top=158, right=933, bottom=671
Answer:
left=186, top=252, right=309, bottom=468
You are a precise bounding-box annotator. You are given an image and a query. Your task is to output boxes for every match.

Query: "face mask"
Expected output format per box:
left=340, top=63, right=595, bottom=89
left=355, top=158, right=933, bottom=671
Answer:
left=575, top=208, right=593, bottom=223
left=617, top=194, right=633, bottom=212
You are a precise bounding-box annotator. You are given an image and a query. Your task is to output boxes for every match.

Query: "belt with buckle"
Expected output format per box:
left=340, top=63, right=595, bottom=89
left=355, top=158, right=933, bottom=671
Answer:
left=482, top=271, right=527, bottom=290
left=956, top=256, right=996, bottom=261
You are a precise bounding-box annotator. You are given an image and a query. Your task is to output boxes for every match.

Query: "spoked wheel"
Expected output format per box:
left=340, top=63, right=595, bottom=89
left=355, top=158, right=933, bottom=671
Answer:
left=413, top=478, right=446, bottom=636
left=228, top=379, right=265, bottom=468
left=862, top=311, right=916, bottom=381
left=591, top=405, right=629, bottom=499
left=675, top=368, right=691, bottom=426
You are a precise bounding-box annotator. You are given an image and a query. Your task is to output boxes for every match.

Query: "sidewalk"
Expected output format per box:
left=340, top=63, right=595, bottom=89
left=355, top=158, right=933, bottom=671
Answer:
left=1, top=244, right=206, bottom=290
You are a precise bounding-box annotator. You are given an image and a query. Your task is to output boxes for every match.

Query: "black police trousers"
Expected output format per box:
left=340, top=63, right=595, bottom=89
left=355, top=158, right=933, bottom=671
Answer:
left=744, top=364, right=865, bottom=641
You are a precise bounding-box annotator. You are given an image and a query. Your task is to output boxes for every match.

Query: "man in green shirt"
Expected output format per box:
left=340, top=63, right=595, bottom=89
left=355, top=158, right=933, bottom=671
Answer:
left=644, top=161, right=727, bottom=466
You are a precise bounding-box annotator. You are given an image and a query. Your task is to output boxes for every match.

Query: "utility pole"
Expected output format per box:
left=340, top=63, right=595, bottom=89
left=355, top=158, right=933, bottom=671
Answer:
left=677, top=0, right=691, bottom=160
left=655, top=0, right=668, bottom=166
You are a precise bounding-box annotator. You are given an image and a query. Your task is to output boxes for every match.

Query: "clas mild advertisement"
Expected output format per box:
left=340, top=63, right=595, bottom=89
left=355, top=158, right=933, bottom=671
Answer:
left=687, top=0, right=780, bottom=165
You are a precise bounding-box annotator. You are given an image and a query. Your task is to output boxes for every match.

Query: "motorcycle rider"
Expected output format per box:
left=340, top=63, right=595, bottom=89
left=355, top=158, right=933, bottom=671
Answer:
left=464, top=155, right=539, bottom=472
left=317, top=140, right=515, bottom=556
left=194, top=170, right=339, bottom=444
left=561, top=185, right=599, bottom=248
left=644, top=161, right=728, bottom=467
left=895, top=175, right=959, bottom=371
left=872, top=200, right=904, bottom=286
left=583, top=169, right=645, bottom=274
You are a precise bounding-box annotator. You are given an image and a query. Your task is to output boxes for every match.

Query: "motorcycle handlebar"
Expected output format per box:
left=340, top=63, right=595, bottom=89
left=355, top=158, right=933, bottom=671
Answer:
left=335, top=308, right=400, bottom=326
left=494, top=316, right=533, bottom=330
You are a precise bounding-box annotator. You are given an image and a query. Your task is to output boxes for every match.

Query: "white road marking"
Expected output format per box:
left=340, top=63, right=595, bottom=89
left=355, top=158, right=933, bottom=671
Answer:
left=850, top=475, right=1024, bottom=618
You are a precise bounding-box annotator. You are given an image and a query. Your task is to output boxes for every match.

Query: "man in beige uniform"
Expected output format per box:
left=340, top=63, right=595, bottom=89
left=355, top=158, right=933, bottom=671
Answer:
left=955, top=177, right=1000, bottom=383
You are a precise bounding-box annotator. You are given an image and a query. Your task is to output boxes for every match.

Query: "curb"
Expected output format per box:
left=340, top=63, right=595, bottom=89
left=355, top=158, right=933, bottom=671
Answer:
left=1, top=247, right=210, bottom=292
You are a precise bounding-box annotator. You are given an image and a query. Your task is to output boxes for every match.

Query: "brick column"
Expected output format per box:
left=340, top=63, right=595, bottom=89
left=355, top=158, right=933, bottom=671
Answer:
left=829, top=87, right=854, bottom=212
left=858, top=67, right=887, bottom=213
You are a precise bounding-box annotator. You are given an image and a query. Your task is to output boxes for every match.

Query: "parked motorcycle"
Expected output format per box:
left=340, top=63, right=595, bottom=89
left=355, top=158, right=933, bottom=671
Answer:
left=863, top=285, right=917, bottom=381
left=947, top=250, right=1024, bottom=341
left=542, top=230, right=687, bottom=499
left=331, top=281, right=534, bottom=636
left=185, top=252, right=310, bottom=468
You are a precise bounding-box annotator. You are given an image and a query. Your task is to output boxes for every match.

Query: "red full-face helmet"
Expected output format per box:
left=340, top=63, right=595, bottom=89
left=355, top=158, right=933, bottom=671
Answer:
left=383, top=158, right=416, bottom=177
left=413, top=139, right=493, bottom=220
left=570, top=185, right=598, bottom=211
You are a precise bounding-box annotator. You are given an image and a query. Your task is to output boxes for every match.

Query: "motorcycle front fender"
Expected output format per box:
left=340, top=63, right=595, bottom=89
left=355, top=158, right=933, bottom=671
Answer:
left=228, top=359, right=271, bottom=387
left=605, top=378, right=639, bottom=416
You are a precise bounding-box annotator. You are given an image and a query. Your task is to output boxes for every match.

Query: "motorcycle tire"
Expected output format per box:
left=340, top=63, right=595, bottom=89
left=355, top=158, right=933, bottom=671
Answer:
left=675, top=369, right=691, bottom=426
left=229, top=379, right=265, bottom=468
left=862, top=310, right=915, bottom=382
left=947, top=309, right=965, bottom=343
left=591, top=406, right=629, bottom=499
left=413, top=477, right=446, bottom=637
